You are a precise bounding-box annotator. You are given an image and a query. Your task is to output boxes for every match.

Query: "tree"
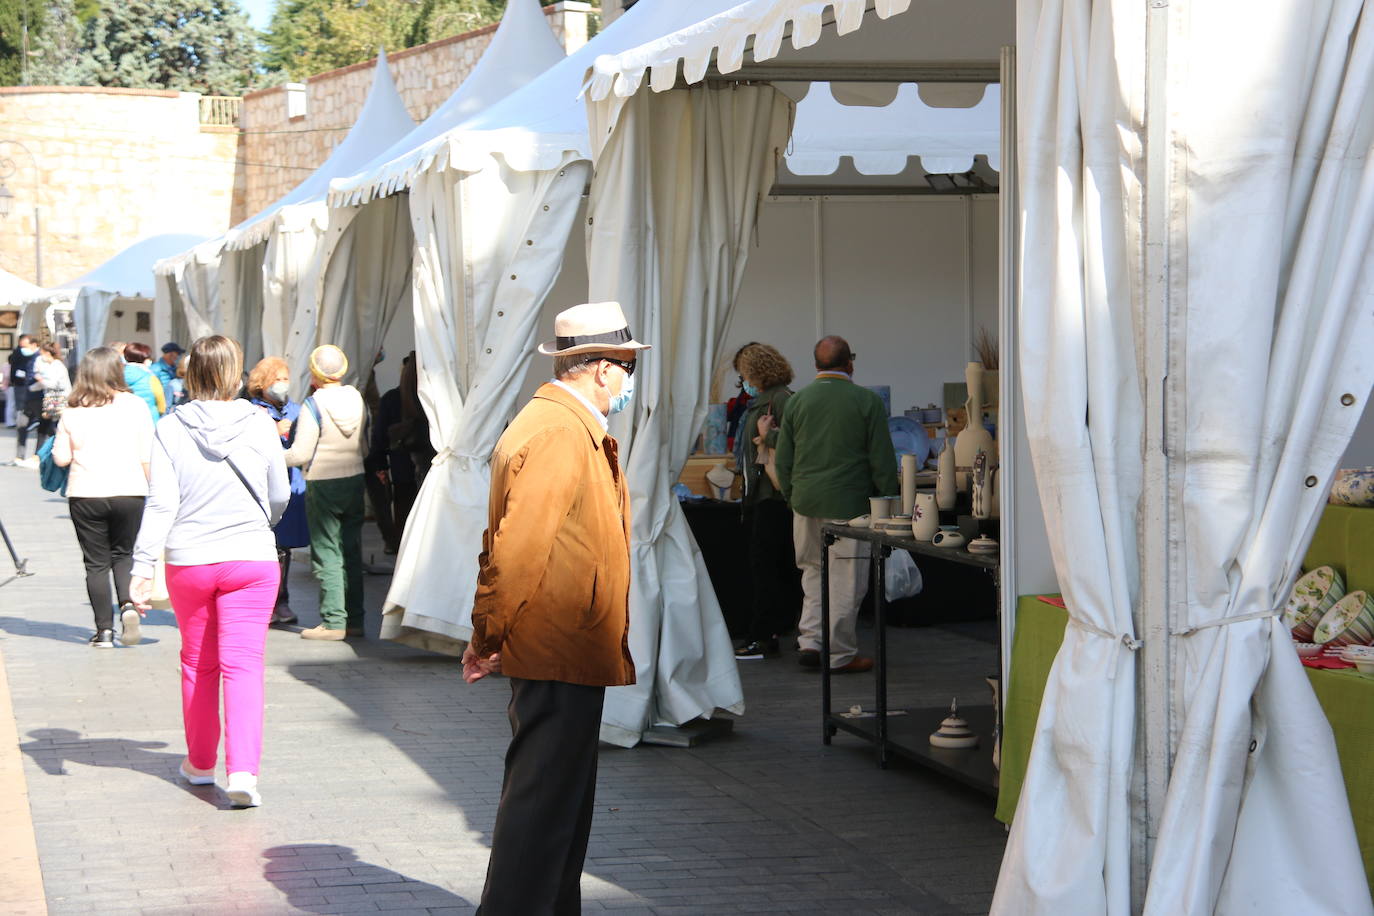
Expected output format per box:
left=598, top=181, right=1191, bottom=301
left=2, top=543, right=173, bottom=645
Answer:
left=24, top=0, right=92, bottom=86
left=83, top=0, right=259, bottom=95
left=0, top=0, right=47, bottom=85
left=263, top=0, right=559, bottom=82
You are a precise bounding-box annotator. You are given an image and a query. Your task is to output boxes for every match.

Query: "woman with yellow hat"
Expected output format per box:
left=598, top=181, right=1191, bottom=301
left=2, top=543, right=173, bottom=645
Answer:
left=284, top=345, right=369, bottom=640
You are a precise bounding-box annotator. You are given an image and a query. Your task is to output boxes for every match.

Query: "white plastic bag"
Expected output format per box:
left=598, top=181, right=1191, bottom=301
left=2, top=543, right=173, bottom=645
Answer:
left=884, top=549, right=923, bottom=600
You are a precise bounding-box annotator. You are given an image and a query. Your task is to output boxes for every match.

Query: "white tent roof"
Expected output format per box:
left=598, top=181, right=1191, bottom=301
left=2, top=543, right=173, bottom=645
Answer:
left=223, top=50, right=415, bottom=250
left=0, top=267, right=43, bottom=307
left=36, top=234, right=208, bottom=303
left=786, top=82, right=1000, bottom=176
left=328, top=0, right=568, bottom=205
left=586, top=0, right=913, bottom=100
left=330, top=0, right=760, bottom=203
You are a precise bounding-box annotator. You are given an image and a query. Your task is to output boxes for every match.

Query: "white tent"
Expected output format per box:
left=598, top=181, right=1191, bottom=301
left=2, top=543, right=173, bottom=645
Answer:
left=25, top=234, right=207, bottom=357
left=328, top=0, right=772, bottom=747
left=0, top=268, right=43, bottom=310
left=587, top=0, right=1374, bottom=911
left=153, top=51, right=415, bottom=371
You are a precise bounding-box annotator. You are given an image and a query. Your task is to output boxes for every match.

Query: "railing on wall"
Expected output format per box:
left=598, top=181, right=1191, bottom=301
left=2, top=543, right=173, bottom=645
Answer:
left=199, top=96, right=242, bottom=127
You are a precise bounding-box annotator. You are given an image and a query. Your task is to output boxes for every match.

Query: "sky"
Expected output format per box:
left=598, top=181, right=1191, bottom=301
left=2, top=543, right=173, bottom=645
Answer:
left=240, top=0, right=275, bottom=31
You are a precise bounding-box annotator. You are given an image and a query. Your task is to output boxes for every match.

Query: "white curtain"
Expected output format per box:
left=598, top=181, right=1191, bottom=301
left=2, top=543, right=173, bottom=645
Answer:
left=218, top=243, right=266, bottom=365
left=585, top=85, right=791, bottom=746
left=156, top=248, right=222, bottom=346
left=70, top=289, right=113, bottom=357
left=309, top=194, right=414, bottom=395
left=380, top=155, right=591, bottom=654
left=996, top=1, right=1374, bottom=913
left=1145, top=2, right=1374, bottom=912
left=261, top=204, right=332, bottom=386
left=992, top=2, right=1146, bottom=912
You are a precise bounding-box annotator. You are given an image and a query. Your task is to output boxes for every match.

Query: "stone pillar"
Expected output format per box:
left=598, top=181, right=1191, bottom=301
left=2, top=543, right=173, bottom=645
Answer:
left=546, top=1, right=595, bottom=55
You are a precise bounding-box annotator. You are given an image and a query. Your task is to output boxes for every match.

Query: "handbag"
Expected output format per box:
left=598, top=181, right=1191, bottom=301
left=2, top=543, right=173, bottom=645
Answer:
left=41, top=390, right=66, bottom=420
left=36, top=436, right=68, bottom=495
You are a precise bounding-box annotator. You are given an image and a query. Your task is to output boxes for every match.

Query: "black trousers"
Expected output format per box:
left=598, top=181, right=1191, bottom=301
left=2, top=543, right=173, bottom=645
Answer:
left=68, top=496, right=146, bottom=630
left=478, top=678, right=606, bottom=916
left=745, top=498, right=801, bottom=642
left=15, top=394, right=42, bottom=458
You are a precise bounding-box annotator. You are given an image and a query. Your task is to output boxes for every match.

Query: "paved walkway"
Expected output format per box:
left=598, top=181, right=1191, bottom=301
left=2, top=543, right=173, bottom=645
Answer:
left=0, top=453, right=1006, bottom=915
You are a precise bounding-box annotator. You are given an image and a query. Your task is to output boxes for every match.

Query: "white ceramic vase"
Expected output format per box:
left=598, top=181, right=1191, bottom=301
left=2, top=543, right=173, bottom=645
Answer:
left=955, top=361, right=996, bottom=491
left=912, top=492, right=939, bottom=540
left=936, top=438, right=956, bottom=510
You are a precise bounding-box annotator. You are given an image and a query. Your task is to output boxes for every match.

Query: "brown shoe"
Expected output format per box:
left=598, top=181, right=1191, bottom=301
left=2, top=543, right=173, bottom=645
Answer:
left=831, top=656, right=874, bottom=674
left=345, top=627, right=364, bottom=638
left=797, top=649, right=821, bottom=668
left=300, top=625, right=346, bottom=641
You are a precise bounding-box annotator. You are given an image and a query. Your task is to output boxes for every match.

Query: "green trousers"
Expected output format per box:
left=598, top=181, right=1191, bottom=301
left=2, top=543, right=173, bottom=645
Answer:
left=305, top=475, right=365, bottom=630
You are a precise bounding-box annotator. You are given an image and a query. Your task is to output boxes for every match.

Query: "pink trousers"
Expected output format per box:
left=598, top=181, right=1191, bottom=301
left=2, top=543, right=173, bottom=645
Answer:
left=166, top=561, right=279, bottom=776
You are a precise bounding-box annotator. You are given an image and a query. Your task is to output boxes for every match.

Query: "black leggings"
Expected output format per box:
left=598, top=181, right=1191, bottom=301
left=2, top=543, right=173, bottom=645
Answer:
left=69, top=496, right=146, bottom=630
left=745, top=498, right=802, bottom=642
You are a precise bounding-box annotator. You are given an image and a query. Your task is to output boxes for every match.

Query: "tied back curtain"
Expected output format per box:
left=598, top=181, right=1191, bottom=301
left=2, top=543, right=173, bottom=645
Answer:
left=586, top=85, right=791, bottom=746
left=1144, top=2, right=1374, bottom=913
left=991, top=2, right=1146, bottom=913
left=309, top=194, right=414, bottom=397
left=380, top=154, right=590, bottom=655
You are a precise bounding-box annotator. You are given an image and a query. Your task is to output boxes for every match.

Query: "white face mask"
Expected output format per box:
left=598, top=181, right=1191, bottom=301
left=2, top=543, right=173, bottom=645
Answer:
left=268, top=381, right=290, bottom=402
left=608, top=370, right=635, bottom=415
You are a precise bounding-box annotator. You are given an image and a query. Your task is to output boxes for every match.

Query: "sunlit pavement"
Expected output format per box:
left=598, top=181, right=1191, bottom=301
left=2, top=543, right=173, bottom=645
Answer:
left=0, top=444, right=1006, bottom=915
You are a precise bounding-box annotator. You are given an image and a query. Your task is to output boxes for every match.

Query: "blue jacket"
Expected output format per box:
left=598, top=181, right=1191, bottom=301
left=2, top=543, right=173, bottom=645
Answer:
left=151, top=358, right=178, bottom=388
left=124, top=364, right=164, bottom=422
left=251, top=396, right=310, bottom=548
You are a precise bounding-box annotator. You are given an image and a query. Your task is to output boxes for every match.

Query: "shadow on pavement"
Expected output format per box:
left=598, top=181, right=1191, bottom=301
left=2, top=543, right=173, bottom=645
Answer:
left=18, top=728, right=218, bottom=807
left=263, top=844, right=473, bottom=913
left=0, top=612, right=172, bottom=646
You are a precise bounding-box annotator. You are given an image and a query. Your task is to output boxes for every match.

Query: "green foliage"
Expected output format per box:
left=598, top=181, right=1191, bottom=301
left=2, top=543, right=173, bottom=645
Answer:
left=24, top=0, right=90, bottom=86
left=263, top=0, right=563, bottom=81
left=0, top=0, right=47, bottom=85
left=83, top=0, right=259, bottom=95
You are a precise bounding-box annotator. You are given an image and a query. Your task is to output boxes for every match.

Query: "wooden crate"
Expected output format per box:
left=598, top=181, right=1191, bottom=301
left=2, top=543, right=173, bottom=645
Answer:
left=680, top=454, right=741, bottom=500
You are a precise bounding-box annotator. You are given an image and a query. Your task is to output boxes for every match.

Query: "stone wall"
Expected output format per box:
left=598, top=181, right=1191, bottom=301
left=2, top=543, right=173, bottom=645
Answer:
left=239, top=2, right=594, bottom=216
left=0, top=86, right=243, bottom=288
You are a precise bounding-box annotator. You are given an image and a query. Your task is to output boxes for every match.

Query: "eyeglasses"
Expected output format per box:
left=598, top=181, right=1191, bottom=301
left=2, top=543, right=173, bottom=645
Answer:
left=590, top=357, right=636, bottom=377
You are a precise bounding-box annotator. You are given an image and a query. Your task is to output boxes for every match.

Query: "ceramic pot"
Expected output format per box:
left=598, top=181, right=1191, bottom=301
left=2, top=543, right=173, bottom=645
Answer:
left=955, top=362, right=996, bottom=490
left=869, top=495, right=897, bottom=521
left=901, top=454, right=918, bottom=516
left=936, top=439, right=956, bottom=510
left=932, top=527, right=966, bottom=549
left=1314, top=590, right=1374, bottom=646
left=912, top=492, right=939, bottom=540
left=1283, top=566, right=1345, bottom=642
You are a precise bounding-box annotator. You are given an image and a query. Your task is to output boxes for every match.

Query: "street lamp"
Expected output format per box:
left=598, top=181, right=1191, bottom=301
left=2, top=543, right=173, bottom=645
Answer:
left=0, top=139, right=42, bottom=286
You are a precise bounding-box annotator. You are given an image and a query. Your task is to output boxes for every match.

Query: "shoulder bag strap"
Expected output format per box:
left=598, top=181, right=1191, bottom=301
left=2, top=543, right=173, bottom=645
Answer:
left=303, top=396, right=323, bottom=470
left=175, top=414, right=270, bottom=521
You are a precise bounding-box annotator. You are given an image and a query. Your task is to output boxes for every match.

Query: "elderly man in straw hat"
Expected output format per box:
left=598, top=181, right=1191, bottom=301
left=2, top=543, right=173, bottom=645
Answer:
left=464, top=300, right=647, bottom=915
left=285, top=344, right=370, bottom=641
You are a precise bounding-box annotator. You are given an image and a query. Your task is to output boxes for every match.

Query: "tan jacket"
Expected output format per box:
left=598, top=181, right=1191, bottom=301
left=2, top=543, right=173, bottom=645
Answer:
left=469, top=383, right=635, bottom=687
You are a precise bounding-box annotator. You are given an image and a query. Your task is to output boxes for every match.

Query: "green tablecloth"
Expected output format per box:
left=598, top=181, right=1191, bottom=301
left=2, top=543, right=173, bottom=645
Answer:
left=998, top=600, right=1374, bottom=888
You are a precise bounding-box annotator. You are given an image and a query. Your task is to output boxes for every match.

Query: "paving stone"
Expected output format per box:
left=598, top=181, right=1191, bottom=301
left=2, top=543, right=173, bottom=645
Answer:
left=0, top=458, right=1006, bottom=915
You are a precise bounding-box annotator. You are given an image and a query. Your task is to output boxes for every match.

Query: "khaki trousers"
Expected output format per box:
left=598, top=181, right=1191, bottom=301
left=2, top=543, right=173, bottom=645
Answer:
left=793, top=514, right=871, bottom=667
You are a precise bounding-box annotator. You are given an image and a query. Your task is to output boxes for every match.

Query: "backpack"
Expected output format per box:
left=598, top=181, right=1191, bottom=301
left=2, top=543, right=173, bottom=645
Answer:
left=37, top=436, right=68, bottom=496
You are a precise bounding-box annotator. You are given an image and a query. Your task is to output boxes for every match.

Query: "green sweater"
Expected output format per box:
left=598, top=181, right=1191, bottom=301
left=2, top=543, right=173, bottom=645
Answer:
left=739, top=384, right=791, bottom=505
left=775, top=375, right=899, bottom=519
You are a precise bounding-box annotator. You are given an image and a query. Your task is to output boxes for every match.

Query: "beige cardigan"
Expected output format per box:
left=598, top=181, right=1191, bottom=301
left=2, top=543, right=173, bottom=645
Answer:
left=283, top=385, right=369, bottom=481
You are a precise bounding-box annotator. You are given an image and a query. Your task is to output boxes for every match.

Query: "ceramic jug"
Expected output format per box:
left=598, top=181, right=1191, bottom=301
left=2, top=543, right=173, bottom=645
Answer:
left=936, top=438, right=956, bottom=510
left=955, top=361, right=996, bottom=490
left=911, top=492, right=939, bottom=540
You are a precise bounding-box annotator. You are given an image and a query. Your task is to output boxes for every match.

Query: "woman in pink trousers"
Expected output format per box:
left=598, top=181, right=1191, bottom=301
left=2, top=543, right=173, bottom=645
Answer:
left=130, top=336, right=289, bottom=807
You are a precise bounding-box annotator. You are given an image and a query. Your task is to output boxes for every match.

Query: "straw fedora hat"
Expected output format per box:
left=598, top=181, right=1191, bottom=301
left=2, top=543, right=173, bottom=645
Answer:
left=537, top=301, right=652, bottom=356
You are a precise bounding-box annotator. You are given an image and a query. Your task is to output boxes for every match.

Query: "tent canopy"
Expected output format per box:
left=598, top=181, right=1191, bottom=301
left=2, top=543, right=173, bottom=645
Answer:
left=41, top=234, right=208, bottom=303
left=225, top=49, right=416, bottom=251
left=0, top=267, right=43, bottom=308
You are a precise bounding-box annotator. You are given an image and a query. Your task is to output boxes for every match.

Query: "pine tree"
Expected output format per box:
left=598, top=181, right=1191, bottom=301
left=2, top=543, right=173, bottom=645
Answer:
left=24, top=0, right=94, bottom=85
left=84, top=0, right=259, bottom=95
left=0, top=0, right=47, bottom=85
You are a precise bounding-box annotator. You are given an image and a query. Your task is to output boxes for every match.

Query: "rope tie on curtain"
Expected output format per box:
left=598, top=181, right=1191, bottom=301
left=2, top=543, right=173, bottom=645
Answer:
left=1067, top=617, right=1142, bottom=651
left=1171, top=607, right=1283, bottom=638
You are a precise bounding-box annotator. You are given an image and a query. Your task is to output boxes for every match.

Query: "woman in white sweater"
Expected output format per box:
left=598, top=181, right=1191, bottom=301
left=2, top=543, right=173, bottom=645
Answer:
left=130, top=335, right=289, bottom=808
left=52, top=347, right=154, bottom=648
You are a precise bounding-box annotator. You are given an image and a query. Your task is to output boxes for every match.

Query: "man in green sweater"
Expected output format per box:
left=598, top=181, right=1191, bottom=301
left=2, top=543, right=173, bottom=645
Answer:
left=774, top=336, right=898, bottom=673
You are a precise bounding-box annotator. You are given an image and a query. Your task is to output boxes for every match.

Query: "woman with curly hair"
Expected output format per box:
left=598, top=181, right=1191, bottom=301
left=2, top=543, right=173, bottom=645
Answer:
left=246, top=356, right=310, bottom=626
left=732, top=342, right=798, bottom=659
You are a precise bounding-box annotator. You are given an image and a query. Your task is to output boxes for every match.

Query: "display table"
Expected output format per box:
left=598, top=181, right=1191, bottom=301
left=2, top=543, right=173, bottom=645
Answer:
left=819, top=523, right=1001, bottom=796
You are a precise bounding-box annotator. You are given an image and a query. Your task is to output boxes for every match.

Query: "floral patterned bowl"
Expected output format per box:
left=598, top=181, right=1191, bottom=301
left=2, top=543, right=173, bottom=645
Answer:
left=1283, top=566, right=1345, bottom=642
left=1294, top=642, right=1324, bottom=659
left=1330, top=468, right=1374, bottom=507
left=1313, top=591, right=1374, bottom=646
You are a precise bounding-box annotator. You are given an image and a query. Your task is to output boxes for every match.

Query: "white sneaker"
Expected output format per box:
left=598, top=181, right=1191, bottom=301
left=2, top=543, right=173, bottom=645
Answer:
left=225, top=771, right=261, bottom=807
left=179, top=760, right=215, bottom=785
left=119, top=605, right=142, bottom=645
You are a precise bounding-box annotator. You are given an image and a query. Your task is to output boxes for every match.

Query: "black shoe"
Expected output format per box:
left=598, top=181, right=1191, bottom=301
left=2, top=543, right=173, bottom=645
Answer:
left=735, top=639, right=779, bottom=659
left=797, top=649, right=821, bottom=668
left=89, top=629, right=114, bottom=648
left=271, top=605, right=298, bottom=626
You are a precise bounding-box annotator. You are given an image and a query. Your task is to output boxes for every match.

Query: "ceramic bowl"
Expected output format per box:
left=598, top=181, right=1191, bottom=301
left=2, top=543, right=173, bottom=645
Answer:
left=1330, top=468, right=1374, bottom=507
left=1356, top=658, right=1374, bottom=676
left=1313, top=590, right=1374, bottom=646
left=1340, top=645, right=1374, bottom=661
left=1294, top=642, right=1324, bottom=659
left=1283, top=566, right=1345, bottom=642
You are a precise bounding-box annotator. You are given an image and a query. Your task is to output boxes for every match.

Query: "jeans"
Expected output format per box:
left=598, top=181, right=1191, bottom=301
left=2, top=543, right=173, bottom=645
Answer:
left=166, top=561, right=279, bottom=776
left=68, top=496, right=146, bottom=630
left=305, top=475, right=365, bottom=629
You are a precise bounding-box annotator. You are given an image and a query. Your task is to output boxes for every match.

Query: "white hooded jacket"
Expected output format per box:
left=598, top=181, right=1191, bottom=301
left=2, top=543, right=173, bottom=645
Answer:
left=131, top=399, right=290, bottom=578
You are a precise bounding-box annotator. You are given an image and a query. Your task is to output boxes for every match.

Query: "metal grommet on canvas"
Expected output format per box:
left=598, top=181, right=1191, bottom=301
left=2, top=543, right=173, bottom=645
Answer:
left=1249, top=739, right=1258, bottom=753
left=510, top=274, right=516, bottom=280
left=497, top=311, right=504, bottom=317
left=1342, top=393, right=1356, bottom=406
left=485, top=348, right=492, bottom=355
left=1306, top=476, right=1319, bottom=488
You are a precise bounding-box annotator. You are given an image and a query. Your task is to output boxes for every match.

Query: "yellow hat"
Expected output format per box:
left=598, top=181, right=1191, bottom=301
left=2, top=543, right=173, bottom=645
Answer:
left=309, top=345, right=348, bottom=382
